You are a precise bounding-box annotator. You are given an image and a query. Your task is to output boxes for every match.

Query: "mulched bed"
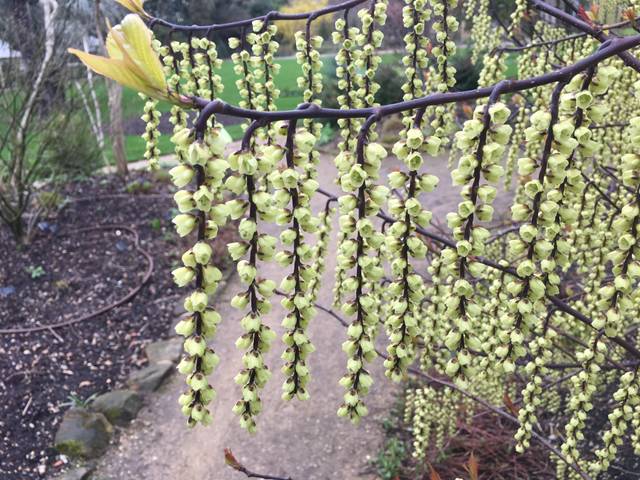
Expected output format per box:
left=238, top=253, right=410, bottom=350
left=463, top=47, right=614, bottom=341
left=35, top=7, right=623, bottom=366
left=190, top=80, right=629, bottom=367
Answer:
left=0, top=171, right=236, bottom=479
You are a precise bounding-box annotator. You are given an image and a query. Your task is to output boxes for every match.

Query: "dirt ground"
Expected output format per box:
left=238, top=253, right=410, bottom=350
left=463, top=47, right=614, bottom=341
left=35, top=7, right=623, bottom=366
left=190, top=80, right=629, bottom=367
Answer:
left=89, top=145, right=517, bottom=480
left=0, top=172, right=237, bottom=479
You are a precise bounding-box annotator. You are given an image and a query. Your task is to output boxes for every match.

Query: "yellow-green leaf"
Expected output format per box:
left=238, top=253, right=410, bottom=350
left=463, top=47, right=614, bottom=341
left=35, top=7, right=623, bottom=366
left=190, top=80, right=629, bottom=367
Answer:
left=115, top=0, right=148, bottom=16
left=119, top=14, right=165, bottom=92
left=68, top=48, right=154, bottom=97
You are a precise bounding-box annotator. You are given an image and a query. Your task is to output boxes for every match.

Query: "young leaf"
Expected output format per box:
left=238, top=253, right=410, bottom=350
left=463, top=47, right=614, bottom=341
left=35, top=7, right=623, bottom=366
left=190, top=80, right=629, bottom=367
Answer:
left=223, top=448, right=243, bottom=471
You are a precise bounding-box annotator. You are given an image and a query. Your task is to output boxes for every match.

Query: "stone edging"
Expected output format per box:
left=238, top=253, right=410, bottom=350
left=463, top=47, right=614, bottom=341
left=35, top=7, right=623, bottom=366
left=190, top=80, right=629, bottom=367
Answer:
left=49, top=267, right=235, bottom=480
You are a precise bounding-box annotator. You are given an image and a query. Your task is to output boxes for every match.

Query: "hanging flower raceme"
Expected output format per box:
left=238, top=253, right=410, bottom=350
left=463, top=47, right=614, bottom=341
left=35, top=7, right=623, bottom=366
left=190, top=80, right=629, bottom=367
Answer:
left=69, top=14, right=188, bottom=106
left=589, top=368, right=640, bottom=476
left=141, top=96, right=161, bottom=169
left=384, top=126, right=440, bottom=381
left=226, top=143, right=280, bottom=433
left=428, top=0, right=458, bottom=148
left=170, top=125, right=232, bottom=427
left=337, top=139, right=389, bottom=424
left=270, top=126, right=320, bottom=401
left=440, top=100, right=512, bottom=387
left=331, top=13, right=364, bottom=308
left=294, top=30, right=324, bottom=181
left=308, top=204, right=335, bottom=302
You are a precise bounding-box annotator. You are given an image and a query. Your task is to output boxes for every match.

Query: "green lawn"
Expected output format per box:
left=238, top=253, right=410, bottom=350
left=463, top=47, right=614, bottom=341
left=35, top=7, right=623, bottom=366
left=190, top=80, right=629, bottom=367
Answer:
left=98, top=55, right=316, bottom=163
left=100, top=51, right=519, bottom=163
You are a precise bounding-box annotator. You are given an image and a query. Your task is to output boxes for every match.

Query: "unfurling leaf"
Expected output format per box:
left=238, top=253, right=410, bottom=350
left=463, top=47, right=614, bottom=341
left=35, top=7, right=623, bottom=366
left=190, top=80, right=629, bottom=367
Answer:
left=115, top=0, right=149, bottom=17
left=577, top=5, right=595, bottom=26
left=623, top=7, right=637, bottom=25
left=68, top=14, right=189, bottom=106
left=223, top=448, right=243, bottom=471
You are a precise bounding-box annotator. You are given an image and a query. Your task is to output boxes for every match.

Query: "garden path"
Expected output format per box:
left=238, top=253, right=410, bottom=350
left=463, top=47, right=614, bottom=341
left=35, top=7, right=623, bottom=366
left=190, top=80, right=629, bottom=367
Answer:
left=90, top=145, right=513, bottom=480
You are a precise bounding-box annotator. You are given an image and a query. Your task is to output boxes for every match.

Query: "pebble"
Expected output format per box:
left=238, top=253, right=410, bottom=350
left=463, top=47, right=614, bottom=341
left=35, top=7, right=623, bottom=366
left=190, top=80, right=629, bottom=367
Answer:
left=0, top=286, right=16, bottom=297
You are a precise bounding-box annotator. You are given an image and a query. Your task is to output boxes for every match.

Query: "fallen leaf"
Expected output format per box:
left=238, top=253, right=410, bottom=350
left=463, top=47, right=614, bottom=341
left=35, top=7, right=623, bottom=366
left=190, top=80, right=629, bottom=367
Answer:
left=466, top=452, right=479, bottom=480
left=428, top=463, right=442, bottom=480
left=503, top=392, right=520, bottom=416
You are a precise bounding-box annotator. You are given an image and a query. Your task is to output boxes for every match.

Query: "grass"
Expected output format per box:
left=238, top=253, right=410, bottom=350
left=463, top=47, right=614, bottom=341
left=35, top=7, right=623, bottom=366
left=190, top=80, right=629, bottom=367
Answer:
left=94, top=49, right=519, bottom=163
left=97, top=55, right=314, bottom=163
left=2, top=49, right=521, bottom=168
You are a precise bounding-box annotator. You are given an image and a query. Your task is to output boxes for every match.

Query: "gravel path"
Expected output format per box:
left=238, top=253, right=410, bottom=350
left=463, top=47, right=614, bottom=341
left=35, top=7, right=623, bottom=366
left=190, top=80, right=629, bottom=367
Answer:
left=92, top=149, right=398, bottom=480
left=91, top=145, right=514, bottom=480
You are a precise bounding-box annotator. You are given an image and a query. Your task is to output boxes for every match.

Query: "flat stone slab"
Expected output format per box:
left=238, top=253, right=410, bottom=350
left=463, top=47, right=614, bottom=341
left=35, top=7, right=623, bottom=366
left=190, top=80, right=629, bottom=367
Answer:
left=92, top=390, right=143, bottom=426
left=54, top=409, right=113, bottom=459
left=55, top=465, right=95, bottom=480
left=126, top=361, right=173, bottom=392
left=145, top=338, right=183, bottom=364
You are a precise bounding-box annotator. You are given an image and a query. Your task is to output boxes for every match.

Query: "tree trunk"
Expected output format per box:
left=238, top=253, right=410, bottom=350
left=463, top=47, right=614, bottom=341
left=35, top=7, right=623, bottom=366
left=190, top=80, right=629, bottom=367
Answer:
left=108, top=81, right=128, bottom=177
left=94, top=0, right=127, bottom=177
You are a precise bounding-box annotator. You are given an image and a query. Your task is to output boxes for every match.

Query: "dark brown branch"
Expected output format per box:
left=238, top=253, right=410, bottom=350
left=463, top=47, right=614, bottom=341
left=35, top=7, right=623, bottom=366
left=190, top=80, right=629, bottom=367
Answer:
left=530, top=0, right=640, bottom=72
left=148, top=0, right=368, bottom=33
left=494, top=18, right=634, bottom=54
left=191, top=34, right=640, bottom=125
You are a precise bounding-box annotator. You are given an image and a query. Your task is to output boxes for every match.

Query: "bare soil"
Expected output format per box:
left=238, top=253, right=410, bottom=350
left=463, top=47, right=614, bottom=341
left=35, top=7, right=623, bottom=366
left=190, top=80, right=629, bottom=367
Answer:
left=0, top=171, right=235, bottom=479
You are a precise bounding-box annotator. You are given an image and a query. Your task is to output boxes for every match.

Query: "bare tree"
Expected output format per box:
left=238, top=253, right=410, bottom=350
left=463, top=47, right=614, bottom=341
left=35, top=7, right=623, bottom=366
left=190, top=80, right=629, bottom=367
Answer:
left=0, top=0, right=101, bottom=241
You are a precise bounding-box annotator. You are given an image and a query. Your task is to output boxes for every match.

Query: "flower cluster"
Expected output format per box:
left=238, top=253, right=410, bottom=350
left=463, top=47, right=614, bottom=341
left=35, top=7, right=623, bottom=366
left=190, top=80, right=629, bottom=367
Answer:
left=308, top=204, right=335, bottom=302
left=594, top=116, right=640, bottom=335
left=514, top=332, right=554, bottom=452
left=269, top=127, right=320, bottom=400
left=400, top=0, right=431, bottom=102
left=170, top=125, right=232, bottom=427
left=420, top=257, right=449, bottom=372
left=295, top=31, right=323, bottom=106
left=226, top=145, right=280, bottom=432
left=469, top=0, right=491, bottom=63
left=141, top=97, right=161, bottom=169
left=332, top=15, right=362, bottom=153
left=406, top=385, right=470, bottom=459
left=559, top=337, right=606, bottom=465
left=249, top=20, right=281, bottom=140
left=496, top=79, right=587, bottom=374
left=190, top=37, right=224, bottom=101
left=354, top=1, right=388, bottom=106
left=428, top=0, right=458, bottom=143
left=332, top=18, right=362, bottom=307
left=589, top=369, right=640, bottom=475
left=384, top=128, right=440, bottom=380
left=507, top=0, right=528, bottom=38
left=336, top=141, right=389, bottom=423
left=294, top=30, right=323, bottom=181
left=429, top=0, right=457, bottom=93
left=440, top=101, right=512, bottom=386
left=331, top=1, right=387, bottom=309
